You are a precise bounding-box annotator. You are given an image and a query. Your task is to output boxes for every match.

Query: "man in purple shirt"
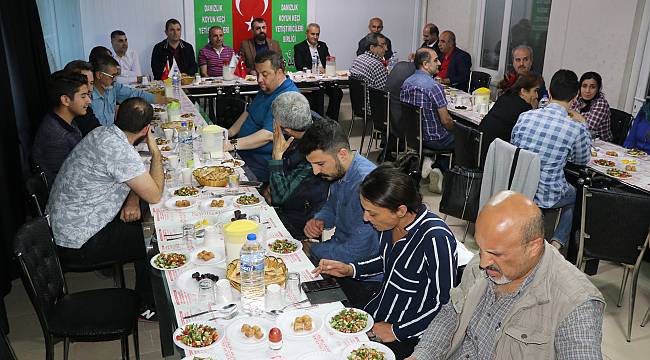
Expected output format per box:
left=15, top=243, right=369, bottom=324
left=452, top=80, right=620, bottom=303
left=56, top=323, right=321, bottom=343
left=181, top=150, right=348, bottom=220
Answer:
left=199, top=26, right=235, bottom=77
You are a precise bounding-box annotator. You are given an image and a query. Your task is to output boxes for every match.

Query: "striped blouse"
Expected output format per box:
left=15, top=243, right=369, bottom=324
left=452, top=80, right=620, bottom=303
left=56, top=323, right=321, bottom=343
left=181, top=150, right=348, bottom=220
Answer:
left=351, top=206, right=458, bottom=341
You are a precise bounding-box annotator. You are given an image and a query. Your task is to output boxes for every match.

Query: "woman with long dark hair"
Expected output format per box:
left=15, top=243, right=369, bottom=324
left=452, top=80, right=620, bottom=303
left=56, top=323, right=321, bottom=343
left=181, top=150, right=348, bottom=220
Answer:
left=313, top=165, right=458, bottom=359
left=571, top=71, right=613, bottom=141
left=479, top=72, right=542, bottom=165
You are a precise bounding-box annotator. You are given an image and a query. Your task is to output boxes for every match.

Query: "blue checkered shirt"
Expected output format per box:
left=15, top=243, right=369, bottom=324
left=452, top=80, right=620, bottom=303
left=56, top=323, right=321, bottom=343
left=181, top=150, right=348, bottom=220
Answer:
left=511, top=103, right=591, bottom=208
left=350, top=51, right=387, bottom=90
left=400, top=70, right=450, bottom=141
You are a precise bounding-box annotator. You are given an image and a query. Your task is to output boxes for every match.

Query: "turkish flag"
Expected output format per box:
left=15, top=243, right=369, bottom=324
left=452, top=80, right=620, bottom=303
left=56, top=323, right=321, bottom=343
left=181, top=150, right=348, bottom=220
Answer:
left=234, top=56, right=248, bottom=78
left=231, top=0, right=273, bottom=53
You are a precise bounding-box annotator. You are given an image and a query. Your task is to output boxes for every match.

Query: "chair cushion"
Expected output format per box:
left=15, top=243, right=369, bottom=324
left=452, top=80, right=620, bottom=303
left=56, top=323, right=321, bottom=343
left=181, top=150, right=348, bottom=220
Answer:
left=48, top=288, right=139, bottom=340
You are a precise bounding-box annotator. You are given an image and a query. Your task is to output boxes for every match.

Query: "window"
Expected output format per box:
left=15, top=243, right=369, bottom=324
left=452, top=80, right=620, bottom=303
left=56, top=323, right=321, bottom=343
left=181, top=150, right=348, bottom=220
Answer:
left=476, top=0, right=551, bottom=78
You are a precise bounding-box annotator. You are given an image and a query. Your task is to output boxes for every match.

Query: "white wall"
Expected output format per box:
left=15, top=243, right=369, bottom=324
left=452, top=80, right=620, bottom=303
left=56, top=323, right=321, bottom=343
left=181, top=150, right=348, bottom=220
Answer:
left=75, top=0, right=422, bottom=75
left=426, top=0, right=476, bottom=51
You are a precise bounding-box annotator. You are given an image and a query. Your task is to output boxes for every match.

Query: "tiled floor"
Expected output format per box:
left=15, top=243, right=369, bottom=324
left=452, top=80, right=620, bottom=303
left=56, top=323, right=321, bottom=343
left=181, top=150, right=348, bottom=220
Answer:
left=6, top=100, right=650, bottom=359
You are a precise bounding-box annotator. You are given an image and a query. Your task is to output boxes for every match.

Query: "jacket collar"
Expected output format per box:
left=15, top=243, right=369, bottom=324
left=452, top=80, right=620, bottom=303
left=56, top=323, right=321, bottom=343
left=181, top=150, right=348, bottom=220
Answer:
left=163, top=39, right=185, bottom=49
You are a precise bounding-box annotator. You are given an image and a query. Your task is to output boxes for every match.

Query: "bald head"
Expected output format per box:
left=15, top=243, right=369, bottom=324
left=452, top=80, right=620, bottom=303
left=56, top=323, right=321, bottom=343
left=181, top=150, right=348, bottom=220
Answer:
left=438, top=31, right=456, bottom=55
left=368, top=18, right=384, bottom=33
left=475, top=191, right=545, bottom=288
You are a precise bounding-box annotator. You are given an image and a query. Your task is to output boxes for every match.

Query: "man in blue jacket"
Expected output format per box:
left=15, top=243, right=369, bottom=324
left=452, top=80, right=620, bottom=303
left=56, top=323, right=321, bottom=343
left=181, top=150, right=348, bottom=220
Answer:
left=224, top=51, right=299, bottom=181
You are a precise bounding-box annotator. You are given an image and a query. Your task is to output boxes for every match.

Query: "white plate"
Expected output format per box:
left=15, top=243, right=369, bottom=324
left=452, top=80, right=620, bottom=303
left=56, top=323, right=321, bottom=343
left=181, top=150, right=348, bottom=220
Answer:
left=175, top=266, right=221, bottom=294
left=190, top=248, right=225, bottom=266
left=266, top=238, right=303, bottom=256
left=150, top=252, right=189, bottom=271
left=325, top=308, right=374, bottom=336
left=219, top=159, right=246, bottom=168
left=172, top=322, right=224, bottom=351
left=234, top=194, right=264, bottom=207
left=200, top=197, right=232, bottom=211
left=293, top=352, right=333, bottom=360
left=181, top=353, right=225, bottom=360
left=168, top=186, right=201, bottom=197
left=591, top=159, right=616, bottom=168
left=341, top=342, right=396, bottom=360
left=276, top=309, right=323, bottom=338
left=165, top=197, right=199, bottom=211
left=603, top=151, right=620, bottom=158
left=225, top=317, right=274, bottom=347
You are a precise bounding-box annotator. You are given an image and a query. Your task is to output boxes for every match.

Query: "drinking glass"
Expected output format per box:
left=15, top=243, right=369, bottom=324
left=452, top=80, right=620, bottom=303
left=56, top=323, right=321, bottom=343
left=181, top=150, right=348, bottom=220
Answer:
left=285, top=272, right=302, bottom=302
left=198, top=278, right=216, bottom=311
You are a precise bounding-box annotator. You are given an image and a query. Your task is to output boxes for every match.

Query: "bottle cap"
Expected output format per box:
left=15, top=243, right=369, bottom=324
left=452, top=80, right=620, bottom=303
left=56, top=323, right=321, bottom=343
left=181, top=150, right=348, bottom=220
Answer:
left=181, top=121, right=187, bottom=127
left=247, top=233, right=257, bottom=241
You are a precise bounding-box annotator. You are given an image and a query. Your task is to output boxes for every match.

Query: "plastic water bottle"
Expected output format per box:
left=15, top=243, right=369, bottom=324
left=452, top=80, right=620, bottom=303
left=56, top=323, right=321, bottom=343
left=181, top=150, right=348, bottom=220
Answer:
left=171, top=69, right=180, bottom=88
left=539, top=95, right=549, bottom=108
left=312, top=54, right=319, bottom=75
left=178, top=121, right=193, bottom=168
left=240, top=233, right=265, bottom=315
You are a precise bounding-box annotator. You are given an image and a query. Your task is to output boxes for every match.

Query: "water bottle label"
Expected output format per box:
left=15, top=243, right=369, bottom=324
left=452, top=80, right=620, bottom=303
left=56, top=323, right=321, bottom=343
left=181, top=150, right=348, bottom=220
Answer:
left=241, top=263, right=264, bottom=272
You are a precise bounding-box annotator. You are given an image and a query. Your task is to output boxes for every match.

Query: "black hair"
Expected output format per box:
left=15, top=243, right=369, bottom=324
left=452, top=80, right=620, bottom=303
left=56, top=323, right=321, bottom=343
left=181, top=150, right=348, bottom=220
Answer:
left=360, top=164, right=423, bottom=213
left=165, top=18, right=181, bottom=31
left=255, top=50, right=284, bottom=71
left=48, top=70, right=88, bottom=108
left=91, top=54, right=119, bottom=73
left=64, top=60, right=92, bottom=73
left=110, top=30, right=126, bottom=39
left=414, top=48, right=437, bottom=69
left=298, top=118, right=350, bottom=155
left=363, top=32, right=386, bottom=51
left=114, top=97, right=153, bottom=133
left=427, top=23, right=439, bottom=37
left=252, top=18, right=266, bottom=27
left=549, top=69, right=580, bottom=102
left=88, top=46, right=112, bottom=64
left=578, top=71, right=603, bottom=113
left=505, top=72, right=542, bottom=97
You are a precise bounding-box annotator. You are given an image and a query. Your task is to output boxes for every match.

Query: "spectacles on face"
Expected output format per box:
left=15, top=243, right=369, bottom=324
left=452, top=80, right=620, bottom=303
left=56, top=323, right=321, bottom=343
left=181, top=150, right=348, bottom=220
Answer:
left=100, top=71, right=117, bottom=79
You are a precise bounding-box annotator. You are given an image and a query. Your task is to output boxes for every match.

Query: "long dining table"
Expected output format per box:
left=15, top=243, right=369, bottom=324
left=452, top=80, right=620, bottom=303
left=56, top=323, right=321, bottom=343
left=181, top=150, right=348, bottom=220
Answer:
left=143, top=88, right=373, bottom=359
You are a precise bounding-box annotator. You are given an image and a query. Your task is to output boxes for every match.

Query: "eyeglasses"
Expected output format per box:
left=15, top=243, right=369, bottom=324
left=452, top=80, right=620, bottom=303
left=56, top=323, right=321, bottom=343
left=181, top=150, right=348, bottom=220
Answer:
left=100, top=71, right=117, bottom=79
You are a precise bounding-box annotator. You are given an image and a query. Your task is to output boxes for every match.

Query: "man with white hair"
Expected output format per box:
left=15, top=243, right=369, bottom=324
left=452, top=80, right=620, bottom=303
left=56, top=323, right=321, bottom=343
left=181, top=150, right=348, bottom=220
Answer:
left=267, top=92, right=329, bottom=238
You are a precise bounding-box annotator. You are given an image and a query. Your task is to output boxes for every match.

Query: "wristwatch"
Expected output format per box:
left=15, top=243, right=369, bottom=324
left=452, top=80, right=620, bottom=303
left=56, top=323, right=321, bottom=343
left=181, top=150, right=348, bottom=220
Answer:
left=230, top=138, right=238, bottom=151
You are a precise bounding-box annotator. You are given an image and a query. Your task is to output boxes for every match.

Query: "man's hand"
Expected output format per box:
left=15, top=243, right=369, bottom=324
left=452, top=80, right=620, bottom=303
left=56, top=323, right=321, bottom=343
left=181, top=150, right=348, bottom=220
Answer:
left=371, top=322, right=397, bottom=343
left=567, top=109, right=587, bottom=123
left=145, top=128, right=158, bottom=151
left=440, top=78, right=451, bottom=85
left=272, top=120, right=294, bottom=160
left=312, top=259, right=353, bottom=277
left=304, top=218, right=324, bottom=238
left=120, top=193, right=141, bottom=222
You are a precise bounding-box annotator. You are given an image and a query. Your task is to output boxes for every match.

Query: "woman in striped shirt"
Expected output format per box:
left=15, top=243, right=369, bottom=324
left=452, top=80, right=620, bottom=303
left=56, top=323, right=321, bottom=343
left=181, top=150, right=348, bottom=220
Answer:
left=314, top=165, right=458, bottom=359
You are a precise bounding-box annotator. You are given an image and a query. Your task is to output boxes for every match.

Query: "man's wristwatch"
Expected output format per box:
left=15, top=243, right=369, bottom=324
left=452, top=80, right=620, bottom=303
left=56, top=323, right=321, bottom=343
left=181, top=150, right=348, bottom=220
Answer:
left=230, top=138, right=238, bottom=151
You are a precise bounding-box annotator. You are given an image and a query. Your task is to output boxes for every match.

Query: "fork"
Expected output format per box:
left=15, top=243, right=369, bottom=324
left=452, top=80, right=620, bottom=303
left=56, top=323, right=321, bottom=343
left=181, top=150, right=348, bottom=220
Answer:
left=207, top=310, right=239, bottom=321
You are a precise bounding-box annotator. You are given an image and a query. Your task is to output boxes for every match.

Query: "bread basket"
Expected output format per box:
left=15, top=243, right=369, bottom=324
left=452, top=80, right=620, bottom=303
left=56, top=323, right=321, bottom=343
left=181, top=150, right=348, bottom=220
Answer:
left=226, top=256, right=288, bottom=291
left=192, top=166, right=234, bottom=187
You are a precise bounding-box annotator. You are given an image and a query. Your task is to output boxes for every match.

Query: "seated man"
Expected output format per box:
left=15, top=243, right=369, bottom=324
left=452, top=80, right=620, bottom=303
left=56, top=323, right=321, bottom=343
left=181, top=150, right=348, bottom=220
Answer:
left=92, top=54, right=169, bottom=126
left=111, top=30, right=142, bottom=84
left=406, top=191, right=604, bottom=360
left=437, top=31, right=471, bottom=91
left=315, top=165, right=458, bottom=359
left=199, top=26, right=235, bottom=77
left=32, top=71, right=91, bottom=185
left=356, top=17, right=393, bottom=60
left=511, top=69, right=591, bottom=249
left=400, top=47, right=454, bottom=193
left=298, top=118, right=380, bottom=307
left=498, top=45, right=547, bottom=98
left=63, top=60, right=101, bottom=136
left=47, top=97, right=165, bottom=320
left=293, top=23, right=343, bottom=120
left=239, top=18, right=281, bottom=75
left=267, top=92, right=329, bottom=239
left=224, top=51, right=299, bottom=182
left=350, top=32, right=388, bottom=90
left=151, top=18, right=197, bottom=79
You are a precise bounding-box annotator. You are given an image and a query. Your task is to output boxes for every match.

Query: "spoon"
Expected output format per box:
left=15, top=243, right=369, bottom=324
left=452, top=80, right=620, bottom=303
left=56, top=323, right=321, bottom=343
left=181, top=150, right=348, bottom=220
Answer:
left=267, top=299, right=311, bottom=316
left=183, top=303, right=237, bottom=319
left=207, top=310, right=239, bottom=321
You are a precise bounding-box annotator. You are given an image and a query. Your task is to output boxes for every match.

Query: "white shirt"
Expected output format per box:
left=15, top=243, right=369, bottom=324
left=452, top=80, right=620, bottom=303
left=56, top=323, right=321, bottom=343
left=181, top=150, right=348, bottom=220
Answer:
left=114, top=48, right=142, bottom=84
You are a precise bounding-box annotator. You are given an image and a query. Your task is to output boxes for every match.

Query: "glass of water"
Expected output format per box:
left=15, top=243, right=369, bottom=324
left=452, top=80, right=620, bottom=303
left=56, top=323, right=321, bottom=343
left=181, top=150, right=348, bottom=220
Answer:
left=285, top=272, right=302, bottom=302
left=198, top=278, right=216, bottom=311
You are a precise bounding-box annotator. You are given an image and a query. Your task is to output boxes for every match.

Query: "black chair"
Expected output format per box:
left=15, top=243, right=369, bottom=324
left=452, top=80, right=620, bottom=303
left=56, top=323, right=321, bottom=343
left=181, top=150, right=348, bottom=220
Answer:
left=610, top=108, right=633, bottom=145
left=400, top=102, right=453, bottom=177
left=365, top=87, right=390, bottom=160
left=13, top=217, right=140, bottom=360
left=576, top=186, right=650, bottom=342
left=26, top=171, right=49, bottom=218
left=451, top=121, right=483, bottom=169
left=347, top=77, right=368, bottom=151
left=1, top=329, right=17, bottom=360
left=468, top=71, right=492, bottom=93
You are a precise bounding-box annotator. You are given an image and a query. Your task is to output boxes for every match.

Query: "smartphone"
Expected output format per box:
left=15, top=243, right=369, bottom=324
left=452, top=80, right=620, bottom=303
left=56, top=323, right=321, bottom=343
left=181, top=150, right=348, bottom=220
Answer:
left=301, top=278, right=341, bottom=293
left=240, top=180, right=263, bottom=188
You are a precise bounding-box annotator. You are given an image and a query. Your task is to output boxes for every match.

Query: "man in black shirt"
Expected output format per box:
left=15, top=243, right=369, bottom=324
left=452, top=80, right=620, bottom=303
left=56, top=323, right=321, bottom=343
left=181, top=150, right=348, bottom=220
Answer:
left=151, top=18, right=197, bottom=79
left=32, top=71, right=91, bottom=185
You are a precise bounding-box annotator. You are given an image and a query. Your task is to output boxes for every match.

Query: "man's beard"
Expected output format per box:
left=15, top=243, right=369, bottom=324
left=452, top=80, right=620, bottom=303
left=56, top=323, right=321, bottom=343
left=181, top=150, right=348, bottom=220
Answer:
left=255, top=32, right=267, bottom=42
left=318, top=158, right=346, bottom=182
left=483, top=264, right=513, bottom=285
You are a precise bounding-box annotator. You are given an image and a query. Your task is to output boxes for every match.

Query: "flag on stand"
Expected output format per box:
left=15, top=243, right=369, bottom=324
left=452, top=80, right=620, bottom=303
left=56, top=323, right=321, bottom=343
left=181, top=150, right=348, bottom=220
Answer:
left=161, top=61, right=170, bottom=80
left=161, top=57, right=181, bottom=80
left=234, top=55, right=248, bottom=78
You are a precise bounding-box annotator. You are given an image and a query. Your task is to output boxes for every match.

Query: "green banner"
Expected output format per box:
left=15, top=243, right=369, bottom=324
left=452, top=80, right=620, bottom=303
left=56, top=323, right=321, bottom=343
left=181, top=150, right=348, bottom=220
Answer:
left=271, top=0, right=307, bottom=72
left=194, top=0, right=234, bottom=56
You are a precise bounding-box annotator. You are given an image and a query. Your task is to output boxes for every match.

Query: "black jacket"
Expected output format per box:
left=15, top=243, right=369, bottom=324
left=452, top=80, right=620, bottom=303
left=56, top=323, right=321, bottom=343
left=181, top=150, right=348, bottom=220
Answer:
left=442, top=47, right=472, bottom=91
left=478, top=93, right=532, bottom=166
left=420, top=40, right=441, bottom=57
left=151, top=39, right=197, bottom=80
left=293, top=40, right=330, bottom=71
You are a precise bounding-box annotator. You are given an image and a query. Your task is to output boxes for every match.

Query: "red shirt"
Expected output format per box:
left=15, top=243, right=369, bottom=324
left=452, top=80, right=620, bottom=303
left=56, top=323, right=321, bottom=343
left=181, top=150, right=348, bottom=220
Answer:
left=438, top=48, right=454, bottom=80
